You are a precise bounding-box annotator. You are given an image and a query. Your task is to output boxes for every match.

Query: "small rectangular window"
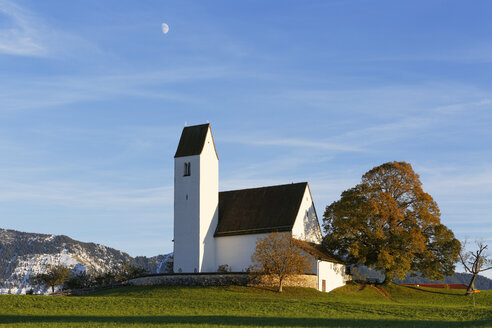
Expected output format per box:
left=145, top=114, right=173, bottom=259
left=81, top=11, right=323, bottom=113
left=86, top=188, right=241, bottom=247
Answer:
left=184, top=162, right=191, bottom=176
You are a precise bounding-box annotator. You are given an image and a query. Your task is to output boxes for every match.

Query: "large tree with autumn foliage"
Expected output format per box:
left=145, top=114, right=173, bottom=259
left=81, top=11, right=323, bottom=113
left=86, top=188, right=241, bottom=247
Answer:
left=323, top=161, right=461, bottom=284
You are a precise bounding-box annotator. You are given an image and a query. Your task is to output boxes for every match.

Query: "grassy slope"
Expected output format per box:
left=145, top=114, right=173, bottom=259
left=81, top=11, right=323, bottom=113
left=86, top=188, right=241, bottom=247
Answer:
left=0, top=283, right=491, bottom=328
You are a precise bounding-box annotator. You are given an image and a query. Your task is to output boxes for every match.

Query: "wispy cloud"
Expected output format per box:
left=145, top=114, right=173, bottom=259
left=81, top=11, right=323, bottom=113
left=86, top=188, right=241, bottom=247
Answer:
left=435, top=98, right=492, bottom=114
left=266, top=82, right=492, bottom=150
left=223, top=136, right=362, bottom=152
left=0, top=0, right=103, bottom=58
left=0, top=179, right=172, bottom=209
left=411, top=164, right=492, bottom=241
left=418, top=165, right=492, bottom=195
left=275, top=83, right=492, bottom=116
left=337, top=116, right=432, bottom=147
left=0, top=65, right=237, bottom=111
left=0, top=0, right=47, bottom=56
left=373, top=42, right=492, bottom=64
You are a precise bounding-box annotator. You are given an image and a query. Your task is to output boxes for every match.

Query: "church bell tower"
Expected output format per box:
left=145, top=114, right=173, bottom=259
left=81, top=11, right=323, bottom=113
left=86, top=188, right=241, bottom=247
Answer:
left=173, top=123, right=218, bottom=273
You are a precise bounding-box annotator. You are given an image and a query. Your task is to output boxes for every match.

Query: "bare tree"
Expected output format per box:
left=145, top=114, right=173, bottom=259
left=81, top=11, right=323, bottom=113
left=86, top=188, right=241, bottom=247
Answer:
left=459, top=241, right=492, bottom=296
left=250, top=233, right=311, bottom=292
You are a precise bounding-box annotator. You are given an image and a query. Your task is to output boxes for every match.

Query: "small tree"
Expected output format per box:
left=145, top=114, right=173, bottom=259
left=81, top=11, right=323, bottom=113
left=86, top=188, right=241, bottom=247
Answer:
left=251, top=232, right=311, bottom=292
left=32, top=265, right=71, bottom=293
left=459, top=241, right=492, bottom=296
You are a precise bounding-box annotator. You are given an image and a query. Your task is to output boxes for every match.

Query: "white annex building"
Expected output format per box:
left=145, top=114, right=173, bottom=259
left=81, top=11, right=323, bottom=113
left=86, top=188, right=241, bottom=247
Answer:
left=173, top=123, right=347, bottom=292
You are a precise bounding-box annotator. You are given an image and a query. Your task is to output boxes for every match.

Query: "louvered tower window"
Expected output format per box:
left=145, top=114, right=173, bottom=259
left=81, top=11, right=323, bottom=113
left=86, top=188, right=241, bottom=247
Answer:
left=184, top=162, right=191, bottom=176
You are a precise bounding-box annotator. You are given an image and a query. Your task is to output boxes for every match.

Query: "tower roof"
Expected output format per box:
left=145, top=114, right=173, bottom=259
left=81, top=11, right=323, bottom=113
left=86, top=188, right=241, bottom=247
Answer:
left=214, top=182, right=308, bottom=237
left=174, top=123, right=210, bottom=158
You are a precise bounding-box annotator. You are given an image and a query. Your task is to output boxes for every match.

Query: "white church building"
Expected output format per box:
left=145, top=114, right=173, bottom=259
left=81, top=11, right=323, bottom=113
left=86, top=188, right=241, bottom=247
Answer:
left=173, top=123, right=347, bottom=292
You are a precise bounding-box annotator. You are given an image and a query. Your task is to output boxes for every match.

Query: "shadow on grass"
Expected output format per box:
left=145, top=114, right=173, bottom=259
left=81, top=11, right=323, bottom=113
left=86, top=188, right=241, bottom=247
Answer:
left=399, top=285, right=465, bottom=296
left=0, top=315, right=490, bottom=327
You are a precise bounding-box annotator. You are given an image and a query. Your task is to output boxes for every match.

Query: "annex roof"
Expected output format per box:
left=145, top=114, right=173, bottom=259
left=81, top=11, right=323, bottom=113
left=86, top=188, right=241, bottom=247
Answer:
left=174, top=123, right=210, bottom=158
left=214, top=182, right=307, bottom=237
left=295, top=240, right=344, bottom=264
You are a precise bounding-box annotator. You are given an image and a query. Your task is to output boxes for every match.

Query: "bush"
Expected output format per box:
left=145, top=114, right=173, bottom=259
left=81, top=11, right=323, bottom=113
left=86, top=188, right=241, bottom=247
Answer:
left=217, top=264, right=231, bottom=273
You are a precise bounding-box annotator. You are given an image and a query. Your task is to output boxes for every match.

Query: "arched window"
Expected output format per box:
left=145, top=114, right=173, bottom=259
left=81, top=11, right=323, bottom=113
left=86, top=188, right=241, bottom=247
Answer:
left=184, top=162, right=191, bottom=176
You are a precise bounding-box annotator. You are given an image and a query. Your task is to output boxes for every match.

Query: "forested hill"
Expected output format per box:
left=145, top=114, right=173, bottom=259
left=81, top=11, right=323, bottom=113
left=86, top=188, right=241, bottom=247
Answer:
left=0, top=228, right=171, bottom=294
left=353, top=265, right=492, bottom=290
left=394, top=272, right=492, bottom=290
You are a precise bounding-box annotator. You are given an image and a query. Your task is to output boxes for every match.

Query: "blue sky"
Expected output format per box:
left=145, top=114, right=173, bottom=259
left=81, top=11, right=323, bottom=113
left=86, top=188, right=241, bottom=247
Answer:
left=0, top=0, right=491, bottom=276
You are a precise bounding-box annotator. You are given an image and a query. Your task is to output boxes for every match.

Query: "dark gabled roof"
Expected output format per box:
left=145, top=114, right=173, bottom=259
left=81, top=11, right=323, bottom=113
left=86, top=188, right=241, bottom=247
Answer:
left=214, top=182, right=307, bottom=237
left=174, top=124, right=210, bottom=158
left=295, top=240, right=344, bottom=264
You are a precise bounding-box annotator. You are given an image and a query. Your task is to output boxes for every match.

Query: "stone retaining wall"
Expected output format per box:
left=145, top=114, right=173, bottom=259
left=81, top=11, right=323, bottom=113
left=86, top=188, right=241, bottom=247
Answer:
left=255, top=273, right=317, bottom=289
left=129, top=273, right=249, bottom=287
left=128, top=273, right=317, bottom=289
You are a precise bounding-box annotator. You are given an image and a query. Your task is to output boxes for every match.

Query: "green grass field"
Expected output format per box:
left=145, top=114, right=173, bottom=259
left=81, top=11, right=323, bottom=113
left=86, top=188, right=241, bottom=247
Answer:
left=0, top=283, right=491, bottom=327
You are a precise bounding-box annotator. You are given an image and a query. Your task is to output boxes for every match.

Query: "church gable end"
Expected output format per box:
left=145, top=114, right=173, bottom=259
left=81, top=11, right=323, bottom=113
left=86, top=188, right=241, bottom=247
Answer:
left=291, top=184, right=323, bottom=244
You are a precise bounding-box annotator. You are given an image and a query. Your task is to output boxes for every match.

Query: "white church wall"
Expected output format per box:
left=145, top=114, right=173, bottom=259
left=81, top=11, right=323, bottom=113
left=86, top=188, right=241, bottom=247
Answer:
left=317, top=261, right=346, bottom=292
left=198, top=130, right=219, bottom=272
left=173, top=154, right=201, bottom=273
left=215, top=232, right=287, bottom=272
left=291, top=186, right=323, bottom=244
left=304, top=253, right=318, bottom=275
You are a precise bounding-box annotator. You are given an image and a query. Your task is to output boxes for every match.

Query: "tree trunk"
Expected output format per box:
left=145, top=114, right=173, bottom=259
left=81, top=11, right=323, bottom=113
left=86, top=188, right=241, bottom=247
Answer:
left=51, top=285, right=54, bottom=293
left=278, top=278, right=283, bottom=293
left=466, top=273, right=478, bottom=296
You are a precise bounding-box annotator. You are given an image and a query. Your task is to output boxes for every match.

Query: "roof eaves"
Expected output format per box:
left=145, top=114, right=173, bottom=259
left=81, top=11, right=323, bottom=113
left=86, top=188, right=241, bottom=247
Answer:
left=214, top=226, right=292, bottom=237
left=219, top=182, right=307, bottom=194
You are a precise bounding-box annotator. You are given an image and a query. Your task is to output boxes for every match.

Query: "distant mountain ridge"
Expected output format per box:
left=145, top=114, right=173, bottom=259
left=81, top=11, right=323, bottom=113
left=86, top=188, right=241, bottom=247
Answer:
left=0, top=228, right=172, bottom=294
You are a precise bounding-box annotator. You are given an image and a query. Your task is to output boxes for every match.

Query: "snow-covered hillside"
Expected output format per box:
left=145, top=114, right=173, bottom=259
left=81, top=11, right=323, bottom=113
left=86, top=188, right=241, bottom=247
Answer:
left=0, top=228, right=172, bottom=294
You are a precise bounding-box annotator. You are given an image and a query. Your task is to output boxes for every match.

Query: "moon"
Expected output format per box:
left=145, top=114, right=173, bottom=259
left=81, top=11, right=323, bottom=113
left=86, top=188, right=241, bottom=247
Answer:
left=162, top=23, right=169, bottom=35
